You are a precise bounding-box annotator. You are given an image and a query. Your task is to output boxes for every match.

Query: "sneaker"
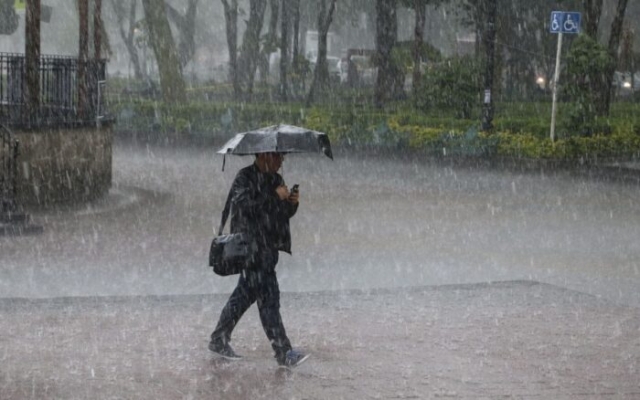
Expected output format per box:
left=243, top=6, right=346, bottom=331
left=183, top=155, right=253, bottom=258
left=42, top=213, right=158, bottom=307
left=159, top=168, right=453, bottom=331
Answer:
left=208, top=341, right=242, bottom=361
left=278, top=349, right=310, bottom=368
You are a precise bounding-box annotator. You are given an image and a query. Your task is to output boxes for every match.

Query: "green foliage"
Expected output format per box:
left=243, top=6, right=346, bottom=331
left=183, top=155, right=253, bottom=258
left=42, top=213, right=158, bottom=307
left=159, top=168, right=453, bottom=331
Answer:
left=414, top=56, right=482, bottom=119
left=109, top=90, right=640, bottom=161
left=392, top=40, right=443, bottom=73
left=109, top=99, right=309, bottom=137
left=495, top=131, right=640, bottom=160
left=564, top=35, right=616, bottom=135
left=492, top=118, right=550, bottom=139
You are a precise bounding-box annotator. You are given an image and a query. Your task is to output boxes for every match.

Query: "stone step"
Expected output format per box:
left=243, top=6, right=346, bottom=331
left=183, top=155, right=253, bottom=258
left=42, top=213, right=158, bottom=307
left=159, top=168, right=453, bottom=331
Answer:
left=0, top=222, right=44, bottom=236
left=0, top=211, right=30, bottom=224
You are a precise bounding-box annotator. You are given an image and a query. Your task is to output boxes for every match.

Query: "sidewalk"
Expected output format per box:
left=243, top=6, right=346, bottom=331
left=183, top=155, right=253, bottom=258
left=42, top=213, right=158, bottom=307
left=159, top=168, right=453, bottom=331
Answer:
left=1, top=281, right=638, bottom=399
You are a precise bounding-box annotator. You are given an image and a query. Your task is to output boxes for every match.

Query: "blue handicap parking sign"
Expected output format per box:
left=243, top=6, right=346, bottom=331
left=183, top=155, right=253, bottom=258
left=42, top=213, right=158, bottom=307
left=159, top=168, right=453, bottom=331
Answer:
left=550, top=11, right=581, bottom=34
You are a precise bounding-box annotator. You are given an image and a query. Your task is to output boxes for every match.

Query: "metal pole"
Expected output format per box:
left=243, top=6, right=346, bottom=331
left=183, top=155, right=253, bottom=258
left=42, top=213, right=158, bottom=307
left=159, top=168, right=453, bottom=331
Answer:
left=550, top=32, right=563, bottom=142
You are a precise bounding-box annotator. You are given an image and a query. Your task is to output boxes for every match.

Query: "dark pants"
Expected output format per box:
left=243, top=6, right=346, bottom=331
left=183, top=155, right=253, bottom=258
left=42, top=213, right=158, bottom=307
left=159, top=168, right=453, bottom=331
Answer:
left=211, top=249, right=292, bottom=358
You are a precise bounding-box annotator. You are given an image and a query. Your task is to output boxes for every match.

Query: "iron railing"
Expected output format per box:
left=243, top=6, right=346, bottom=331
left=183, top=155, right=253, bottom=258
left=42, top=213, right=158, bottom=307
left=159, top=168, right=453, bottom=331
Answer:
left=0, top=52, right=107, bottom=128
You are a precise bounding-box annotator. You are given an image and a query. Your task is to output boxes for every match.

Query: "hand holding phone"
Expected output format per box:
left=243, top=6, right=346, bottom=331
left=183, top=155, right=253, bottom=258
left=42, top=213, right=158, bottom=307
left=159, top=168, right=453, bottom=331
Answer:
left=289, top=184, right=299, bottom=204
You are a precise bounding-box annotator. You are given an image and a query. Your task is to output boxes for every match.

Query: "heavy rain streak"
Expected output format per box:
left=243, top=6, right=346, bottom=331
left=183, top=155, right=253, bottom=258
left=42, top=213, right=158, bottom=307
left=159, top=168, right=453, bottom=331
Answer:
left=1, top=0, right=639, bottom=399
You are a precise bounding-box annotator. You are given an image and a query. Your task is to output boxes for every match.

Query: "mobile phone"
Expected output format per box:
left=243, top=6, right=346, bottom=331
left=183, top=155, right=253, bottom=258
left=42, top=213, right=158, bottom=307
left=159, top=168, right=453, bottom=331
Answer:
left=291, top=184, right=299, bottom=194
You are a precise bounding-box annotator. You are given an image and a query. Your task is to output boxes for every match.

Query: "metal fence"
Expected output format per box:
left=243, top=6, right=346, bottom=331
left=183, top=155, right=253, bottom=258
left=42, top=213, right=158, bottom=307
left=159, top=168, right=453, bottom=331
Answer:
left=0, top=52, right=107, bottom=128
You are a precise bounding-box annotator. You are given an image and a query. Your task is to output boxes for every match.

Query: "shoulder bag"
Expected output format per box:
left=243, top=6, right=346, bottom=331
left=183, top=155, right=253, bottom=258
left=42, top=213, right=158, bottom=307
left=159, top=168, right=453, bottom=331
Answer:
left=208, top=188, right=257, bottom=276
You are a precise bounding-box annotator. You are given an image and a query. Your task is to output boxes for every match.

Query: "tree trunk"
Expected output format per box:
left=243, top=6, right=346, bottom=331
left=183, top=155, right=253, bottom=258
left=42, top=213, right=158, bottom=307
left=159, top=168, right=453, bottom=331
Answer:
left=601, top=0, right=630, bottom=115
left=306, top=0, right=336, bottom=106
left=481, top=0, right=497, bottom=130
left=78, top=0, right=88, bottom=119
left=166, top=0, right=199, bottom=68
left=583, top=0, right=604, bottom=40
left=111, top=0, right=143, bottom=79
left=280, top=0, right=291, bottom=100
left=94, top=0, right=102, bottom=59
left=238, top=0, right=267, bottom=100
left=292, top=0, right=300, bottom=72
left=25, top=0, right=41, bottom=124
left=374, top=0, right=397, bottom=108
left=258, top=0, right=278, bottom=85
left=412, top=1, right=426, bottom=95
left=141, top=0, right=186, bottom=104
left=221, top=0, right=240, bottom=100
left=473, top=0, right=482, bottom=58
left=290, top=0, right=303, bottom=96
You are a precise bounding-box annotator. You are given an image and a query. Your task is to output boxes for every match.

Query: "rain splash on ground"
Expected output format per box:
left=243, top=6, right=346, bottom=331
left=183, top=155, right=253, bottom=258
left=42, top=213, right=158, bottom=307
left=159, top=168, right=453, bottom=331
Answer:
left=1, top=142, right=639, bottom=398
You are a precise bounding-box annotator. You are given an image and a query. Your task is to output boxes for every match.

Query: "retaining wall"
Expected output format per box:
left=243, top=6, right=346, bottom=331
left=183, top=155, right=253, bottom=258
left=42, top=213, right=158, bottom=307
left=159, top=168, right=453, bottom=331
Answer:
left=14, top=125, right=113, bottom=207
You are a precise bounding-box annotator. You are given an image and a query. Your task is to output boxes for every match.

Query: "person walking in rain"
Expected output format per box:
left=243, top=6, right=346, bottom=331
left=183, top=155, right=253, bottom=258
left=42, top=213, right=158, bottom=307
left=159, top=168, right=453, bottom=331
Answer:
left=209, top=152, right=309, bottom=368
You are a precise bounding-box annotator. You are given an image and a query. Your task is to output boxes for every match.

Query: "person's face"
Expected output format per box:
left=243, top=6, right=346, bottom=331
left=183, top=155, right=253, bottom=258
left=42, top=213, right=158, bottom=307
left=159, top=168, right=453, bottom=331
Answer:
left=261, top=152, right=284, bottom=172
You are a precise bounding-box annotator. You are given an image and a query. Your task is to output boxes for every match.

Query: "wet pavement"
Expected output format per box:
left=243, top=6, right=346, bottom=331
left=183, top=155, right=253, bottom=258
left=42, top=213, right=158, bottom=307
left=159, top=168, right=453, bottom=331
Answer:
left=1, top=282, right=639, bottom=399
left=2, top=142, right=640, bottom=306
left=1, top=141, right=640, bottom=398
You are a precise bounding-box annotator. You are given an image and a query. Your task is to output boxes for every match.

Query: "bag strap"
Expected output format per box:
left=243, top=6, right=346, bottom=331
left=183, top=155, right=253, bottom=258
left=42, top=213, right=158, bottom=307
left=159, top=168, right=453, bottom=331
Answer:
left=217, top=187, right=233, bottom=235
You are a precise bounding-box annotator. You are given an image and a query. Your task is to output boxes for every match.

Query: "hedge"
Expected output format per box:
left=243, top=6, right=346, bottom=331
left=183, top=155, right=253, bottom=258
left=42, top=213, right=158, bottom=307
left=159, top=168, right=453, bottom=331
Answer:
left=108, top=98, right=640, bottom=161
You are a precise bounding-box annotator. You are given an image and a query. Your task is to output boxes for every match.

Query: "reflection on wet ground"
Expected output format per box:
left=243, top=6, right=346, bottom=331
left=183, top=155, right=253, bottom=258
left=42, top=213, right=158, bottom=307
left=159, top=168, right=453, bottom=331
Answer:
left=1, top=142, right=640, bottom=307
left=1, top=282, right=638, bottom=399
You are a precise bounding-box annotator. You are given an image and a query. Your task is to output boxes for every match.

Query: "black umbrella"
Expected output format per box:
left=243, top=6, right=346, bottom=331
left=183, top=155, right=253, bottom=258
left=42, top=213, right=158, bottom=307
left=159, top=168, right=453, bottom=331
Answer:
left=217, top=124, right=333, bottom=160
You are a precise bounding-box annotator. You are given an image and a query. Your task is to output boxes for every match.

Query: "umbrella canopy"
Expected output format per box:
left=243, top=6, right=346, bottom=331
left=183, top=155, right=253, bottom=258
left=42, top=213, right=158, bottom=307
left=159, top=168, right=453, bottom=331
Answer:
left=217, top=124, right=333, bottom=160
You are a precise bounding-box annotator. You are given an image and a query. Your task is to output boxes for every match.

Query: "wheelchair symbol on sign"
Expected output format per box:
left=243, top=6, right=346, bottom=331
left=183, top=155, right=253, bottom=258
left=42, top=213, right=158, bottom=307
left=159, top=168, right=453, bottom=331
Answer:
left=550, top=11, right=581, bottom=34
left=564, top=15, right=577, bottom=32
left=551, top=14, right=561, bottom=32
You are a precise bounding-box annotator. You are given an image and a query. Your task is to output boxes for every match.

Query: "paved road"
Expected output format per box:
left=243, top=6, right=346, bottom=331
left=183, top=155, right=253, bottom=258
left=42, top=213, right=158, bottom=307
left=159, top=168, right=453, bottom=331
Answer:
left=2, top=142, right=639, bottom=399
left=1, top=282, right=639, bottom=399
left=2, top=142, right=640, bottom=306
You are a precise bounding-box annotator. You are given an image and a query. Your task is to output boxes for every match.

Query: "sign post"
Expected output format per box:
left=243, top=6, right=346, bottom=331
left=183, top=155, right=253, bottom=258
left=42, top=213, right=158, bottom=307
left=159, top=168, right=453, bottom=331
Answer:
left=549, top=11, right=581, bottom=142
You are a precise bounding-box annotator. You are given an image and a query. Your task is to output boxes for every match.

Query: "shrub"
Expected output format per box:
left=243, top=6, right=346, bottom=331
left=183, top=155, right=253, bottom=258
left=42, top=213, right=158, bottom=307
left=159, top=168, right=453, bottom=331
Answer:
left=564, top=35, right=616, bottom=136
left=414, top=56, right=482, bottom=119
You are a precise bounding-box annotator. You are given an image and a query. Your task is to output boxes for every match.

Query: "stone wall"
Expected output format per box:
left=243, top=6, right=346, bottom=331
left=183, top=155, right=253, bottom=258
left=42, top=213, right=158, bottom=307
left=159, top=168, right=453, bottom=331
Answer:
left=14, top=125, right=113, bottom=208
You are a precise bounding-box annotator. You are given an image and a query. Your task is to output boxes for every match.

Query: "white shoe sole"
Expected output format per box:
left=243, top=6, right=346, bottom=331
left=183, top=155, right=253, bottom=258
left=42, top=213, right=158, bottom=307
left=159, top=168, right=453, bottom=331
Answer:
left=218, top=354, right=242, bottom=361
left=279, top=354, right=310, bottom=369
left=209, top=345, right=242, bottom=361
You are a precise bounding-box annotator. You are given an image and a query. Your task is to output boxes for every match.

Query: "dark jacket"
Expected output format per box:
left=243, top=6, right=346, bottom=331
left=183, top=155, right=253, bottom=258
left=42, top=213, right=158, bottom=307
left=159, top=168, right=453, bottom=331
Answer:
left=229, top=163, right=298, bottom=254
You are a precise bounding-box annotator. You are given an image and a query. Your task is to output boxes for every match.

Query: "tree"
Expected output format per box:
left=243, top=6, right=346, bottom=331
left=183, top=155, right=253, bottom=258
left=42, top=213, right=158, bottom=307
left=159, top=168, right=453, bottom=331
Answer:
left=25, top=0, right=41, bottom=123
left=456, top=0, right=582, bottom=101
left=0, top=0, right=19, bottom=35
left=306, top=0, right=337, bottom=105
left=257, top=0, right=279, bottom=85
left=221, top=0, right=240, bottom=100
left=111, top=0, right=143, bottom=79
left=412, top=0, right=426, bottom=93
left=238, top=0, right=267, bottom=99
left=618, top=24, right=635, bottom=89
left=601, top=0, right=630, bottom=114
left=374, top=0, right=398, bottom=108
left=577, top=0, right=630, bottom=115
left=583, top=0, right=603, bottom=40
left=280, top=0, right=291, bottom=100
left=165, top=0, right=199, bottom=69
left=398, top=0, right=443, bottom=96
left=291, top=0, right=301, bottom=72
left=75, top=0, right=111, bottom=58
left=565, top=35, right=613, bottom=135
left=141, top=0, right=186, bottom=103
